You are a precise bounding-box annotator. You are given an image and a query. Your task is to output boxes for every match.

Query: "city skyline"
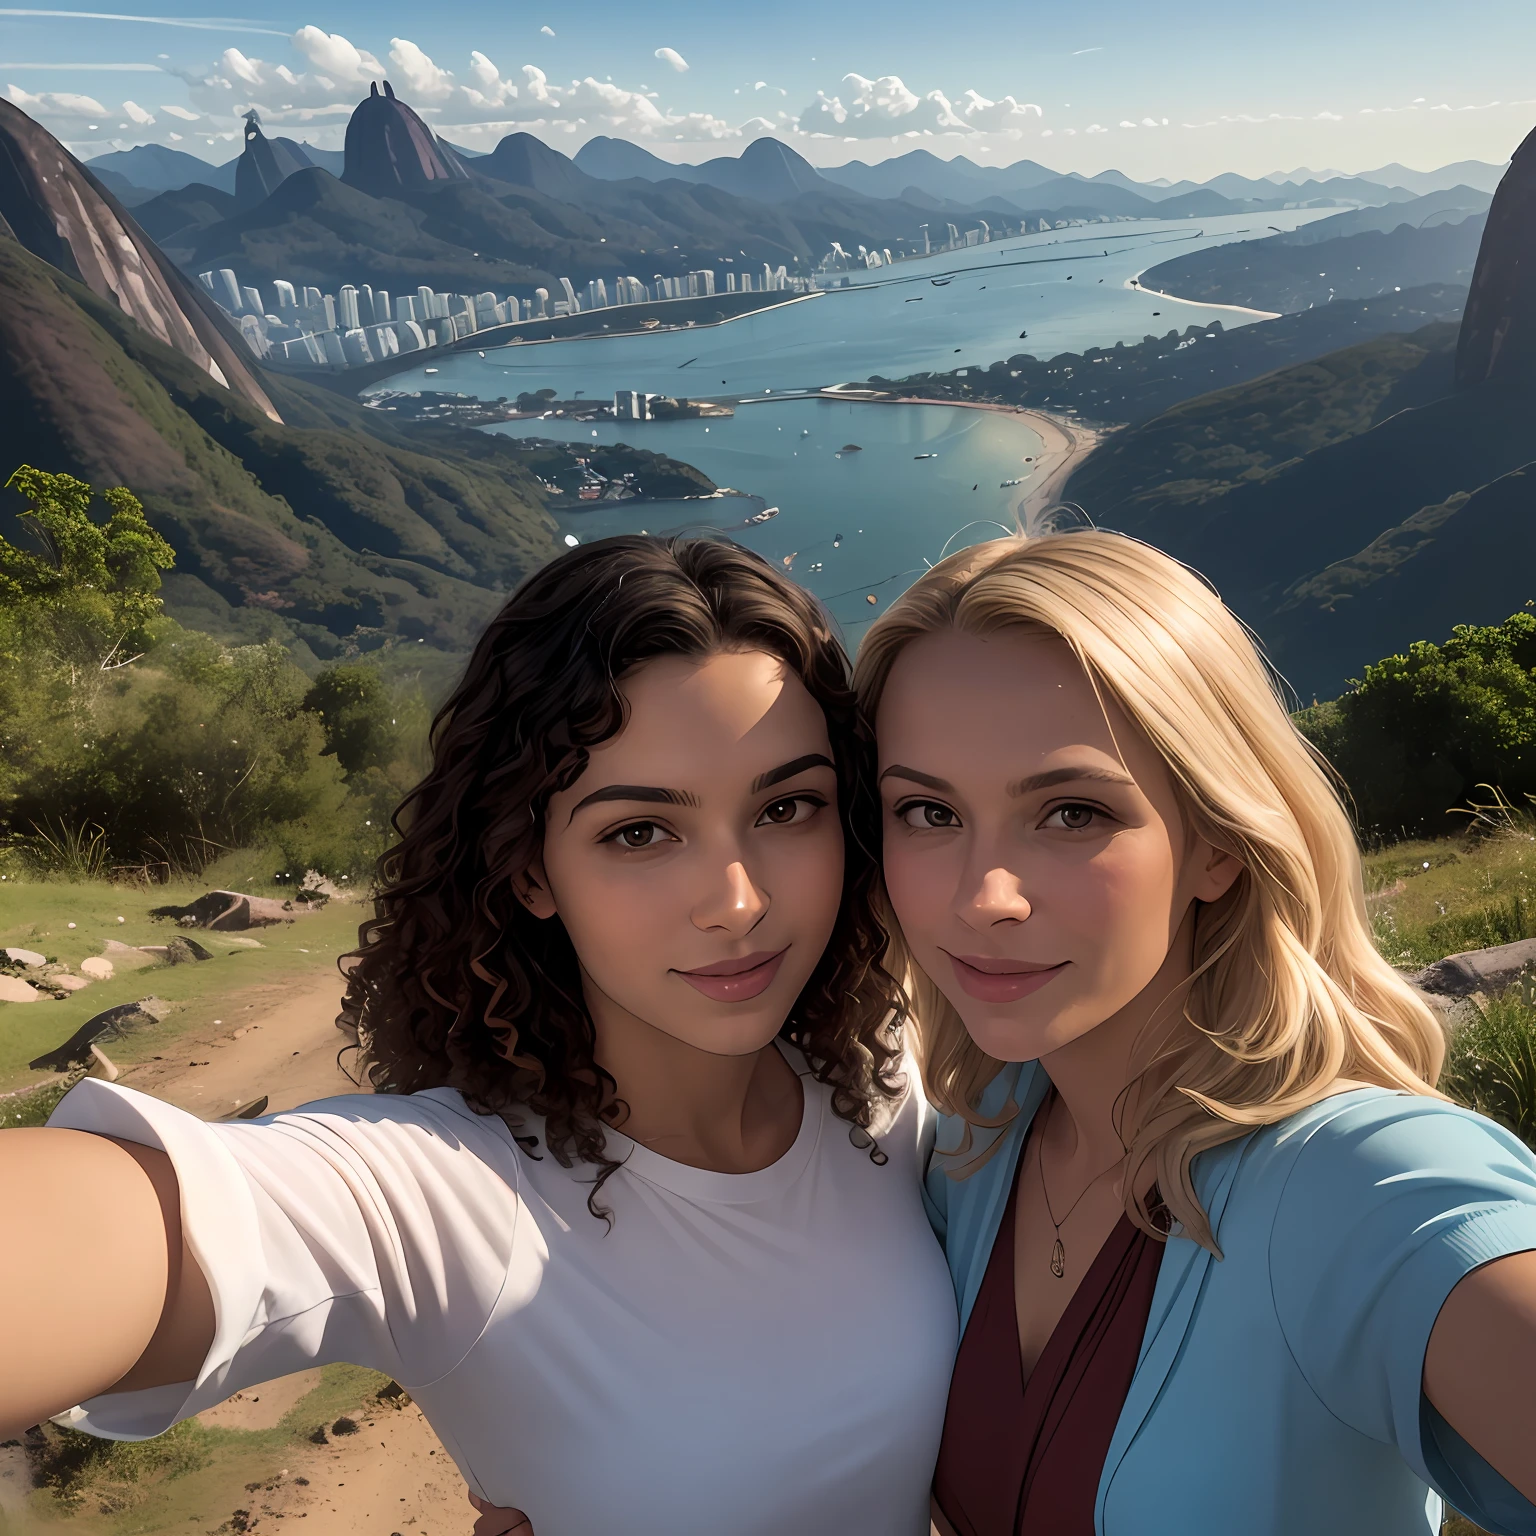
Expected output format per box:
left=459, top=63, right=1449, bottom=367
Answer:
left=2, top=0, right=1533, bottom=181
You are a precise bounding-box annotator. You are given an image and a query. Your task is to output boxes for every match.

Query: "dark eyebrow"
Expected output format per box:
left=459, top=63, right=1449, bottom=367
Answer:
left=1008, top=766, right=1136, bottom=797
left=751, top=753, right=835, bottom=793
left=879, top=764, right=955, bottom=793
left=567, top=784, right=701, bottom=823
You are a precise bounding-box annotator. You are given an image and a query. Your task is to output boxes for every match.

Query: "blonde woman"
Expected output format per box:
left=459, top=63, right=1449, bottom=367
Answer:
left=856, top=530, right=1536, bottom=1536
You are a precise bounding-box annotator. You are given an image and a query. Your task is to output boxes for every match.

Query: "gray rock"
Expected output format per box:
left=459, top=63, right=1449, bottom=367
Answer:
left=2, top=946, right=46, bottom=968
left=1412, top=936, right=1536, bottom=997
left=29, top=996, right=172, bottom=1071
left=150, top=890, right=297, bottom=930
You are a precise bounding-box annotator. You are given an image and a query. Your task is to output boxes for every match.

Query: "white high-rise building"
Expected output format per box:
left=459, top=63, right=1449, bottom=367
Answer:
left=558, top=276, right=578, bottom=310
left=241, top=284, right=264, bottom=315
left=273, top=279, right=297, bottom=312
left=977, top=221, right=990, bottom=243
left=302, top=285, right=323, bottom=311
left=417, top=286, right=435, bottom=318
left=396, top=295, right=417, bottom=324
left=375, top=290, right=392, bottom=321
left=474, top=292, right=500, bottom=327
left=359, top=285, right=376, bottom=325
left=214, top=269, right=243, bottom=313
left=338, top=286, right=361, bottom=330
left=340, top=328, right=374, bottom=366
left=532, top=288, right=549, bottom=318
left=197, top=271, right=216, bottom=296
left=322, top=294, right=337, bottom=330
left=236, top=314, right=269, bottom=358
left=587, top=278, right=609, bottom=309
left=321, top=331, right=346, bottom=367
left=614, top=391, right=653, bottom=420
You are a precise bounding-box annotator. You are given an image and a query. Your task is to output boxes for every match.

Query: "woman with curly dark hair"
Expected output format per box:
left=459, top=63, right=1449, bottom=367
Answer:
left=2, top=536, right=959, bottom=1536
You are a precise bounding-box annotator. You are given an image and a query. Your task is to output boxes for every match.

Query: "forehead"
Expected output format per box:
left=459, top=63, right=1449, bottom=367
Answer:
left=587, top=650, right=831, bottom=775
left=877, top=628, right=1136, bottom=770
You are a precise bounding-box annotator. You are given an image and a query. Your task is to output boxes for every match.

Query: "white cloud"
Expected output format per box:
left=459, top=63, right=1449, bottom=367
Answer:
left=389, top=37, right=455, bottom=101
left=1118, top=119, right=1135, bottom=128
left=161, top=102, right=198, bottom=119
left=293, top=25, right=382, bottom=84
left=121, top=98, right=154, bottom=124
left=7, top=83, right=106, bottom=116
left=1086, top=122, right=1107, bottom=133
left=800, top=73, right=966, bottom=137
left=954, top=89, right=1043, bottom=133
left=1314, top=110, right=1342, bottom=121
left=540, top=24, right=555, bottom=37
left=166, top=129, right=181, bottom=139
left=464, top=50, right=517, bottom=109
left=654, top=47, right=688, bottom=73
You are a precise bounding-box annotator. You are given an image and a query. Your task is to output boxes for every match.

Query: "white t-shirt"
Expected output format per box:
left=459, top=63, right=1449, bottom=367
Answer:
left=50, top=1042, right=958, bottom=1536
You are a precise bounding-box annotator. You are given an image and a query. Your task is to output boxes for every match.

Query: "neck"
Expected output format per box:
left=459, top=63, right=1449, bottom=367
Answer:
left=1037, top=902, right=1199, bottom=1178
left=582, top=974, right=802, bottom=1174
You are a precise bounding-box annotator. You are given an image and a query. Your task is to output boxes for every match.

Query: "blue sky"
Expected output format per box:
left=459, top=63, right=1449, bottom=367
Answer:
left=4, top=0, right=1534, bottom=177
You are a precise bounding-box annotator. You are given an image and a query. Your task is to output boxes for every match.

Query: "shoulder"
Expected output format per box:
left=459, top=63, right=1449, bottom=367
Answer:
left=1226, top=1089, right=1536, bottom=1283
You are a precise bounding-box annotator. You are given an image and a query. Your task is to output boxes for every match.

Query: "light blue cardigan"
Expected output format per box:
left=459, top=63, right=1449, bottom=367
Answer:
left=923, top=1062, right=1536, bottom=1535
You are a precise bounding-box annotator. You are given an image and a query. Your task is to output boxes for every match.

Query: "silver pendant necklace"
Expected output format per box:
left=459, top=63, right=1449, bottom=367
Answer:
left=1035, top=1096, right=1124, bottom=1279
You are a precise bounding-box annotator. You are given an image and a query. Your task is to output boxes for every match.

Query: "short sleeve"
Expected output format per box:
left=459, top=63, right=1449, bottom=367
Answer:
left=47, top=1079, right=523, bottom=1440
left=1269, top=1096, right=1536, bottom=1527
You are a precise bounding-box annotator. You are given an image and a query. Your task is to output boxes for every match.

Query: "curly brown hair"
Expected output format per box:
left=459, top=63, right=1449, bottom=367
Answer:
left=345, top=534, right=908, bottom=1217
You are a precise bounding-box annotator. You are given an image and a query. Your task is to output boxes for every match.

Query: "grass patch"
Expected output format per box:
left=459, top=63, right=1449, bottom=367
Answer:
left=1441, top=973, right=1536, bottom=1149
left=0, top=880, right=365, bottom=1092
left=16, top=1366, right=398, bottom=1534
left=1364, top=827, right=1536, bottom=971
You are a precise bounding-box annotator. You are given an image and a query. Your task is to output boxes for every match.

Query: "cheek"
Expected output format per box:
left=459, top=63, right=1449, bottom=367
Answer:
left=1060, top=839, right=1181, bottom=965
left=774, top=821, right=846, bottom=935
left=881, top=834, right=946, bottom=946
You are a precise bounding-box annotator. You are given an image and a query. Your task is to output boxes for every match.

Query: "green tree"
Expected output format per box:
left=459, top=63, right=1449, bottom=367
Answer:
left=302, top=664, right=400, bottom=778
left=1296, top=611, right=1536, bottom=837
left=0, top=465, right=175, bottom=676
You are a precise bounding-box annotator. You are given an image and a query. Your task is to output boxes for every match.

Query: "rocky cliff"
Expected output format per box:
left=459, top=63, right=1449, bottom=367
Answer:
left=1456, top=123, right=1536, bottom=385
left=234, top=114, right=311, bottom=210
left=0, top=98, right=280, bottom=422
left=342, top=80, right=469, bottom=198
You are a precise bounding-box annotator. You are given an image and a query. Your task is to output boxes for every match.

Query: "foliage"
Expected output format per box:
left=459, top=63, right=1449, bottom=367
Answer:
left=303, top=663, right=400, bottom=778
left=1296, top=611, right=1536, bottom=838
left=0, top=465, right=174, bottom=677
left=28, top=1417, right=214, bottom=1514
left=1442, top=969, right=1536, bottom=1150
left=0, top=470, right=438, bottom=884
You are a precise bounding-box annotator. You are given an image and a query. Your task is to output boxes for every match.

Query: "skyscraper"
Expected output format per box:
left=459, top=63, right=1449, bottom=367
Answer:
left=338, top=285, right=361, bottom=330
left=214, top=269, right=243, bottom=314
left=375, top=290, right=392, bottom=321
left=532, top=288, right=549, bottom=318
left=558, top=276, right=578, bottom=310
left=241, top=285, right=265, bottom=316
left=273, top=279, right=297, bottom=312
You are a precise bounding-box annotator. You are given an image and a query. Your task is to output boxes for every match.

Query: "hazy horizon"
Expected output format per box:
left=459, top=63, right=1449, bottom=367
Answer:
left=3, top=0, right=1532, bottom=182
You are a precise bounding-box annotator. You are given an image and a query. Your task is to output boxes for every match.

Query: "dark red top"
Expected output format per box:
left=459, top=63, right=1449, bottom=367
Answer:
left=931, top=1136, right=1165, bottom=1536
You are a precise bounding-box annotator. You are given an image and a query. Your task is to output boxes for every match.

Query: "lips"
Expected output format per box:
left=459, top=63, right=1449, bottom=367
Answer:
left=944, top=951, right=1067, bottom=1004
left=674, top=948, right=788, bottom=1003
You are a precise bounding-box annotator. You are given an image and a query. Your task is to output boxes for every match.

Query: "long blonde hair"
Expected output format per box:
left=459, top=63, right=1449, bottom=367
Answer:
left=855, top=531, right=1445, bottom=1250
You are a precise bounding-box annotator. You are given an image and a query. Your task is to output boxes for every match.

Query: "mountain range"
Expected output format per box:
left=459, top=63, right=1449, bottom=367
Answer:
left=1061, top=126, right=1536, bottom=700
left=0, top=100, right=717, bottom=658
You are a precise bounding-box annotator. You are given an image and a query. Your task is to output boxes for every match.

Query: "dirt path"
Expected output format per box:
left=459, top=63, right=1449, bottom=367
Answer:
left=107, top=969, right=478, bottom=1535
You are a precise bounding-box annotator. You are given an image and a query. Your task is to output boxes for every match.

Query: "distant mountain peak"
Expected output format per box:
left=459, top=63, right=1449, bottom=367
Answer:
left=235, top=113, right=310, bottom=210
left=342, top=79, right=469, bottom=198
left=0, top=98, right=279, bottom=422
left=1455, top=123, right=1536, bottom=387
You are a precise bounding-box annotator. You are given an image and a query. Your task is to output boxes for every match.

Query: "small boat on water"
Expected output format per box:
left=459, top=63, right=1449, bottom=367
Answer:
left=424, top=367, right=439, bottom=375
left=833, top=534, right=843, bottom=547
left=841, top=443, right=862, bottom=452
left=746, top=506, right=780, bottom=524
left=1019, top=330, right=1028, bottom=339
left=914, top=452, right=937, bottom=460
left=800, top=429, right=810, bottom=437
left=1000, top=477, right=1025, bottom=488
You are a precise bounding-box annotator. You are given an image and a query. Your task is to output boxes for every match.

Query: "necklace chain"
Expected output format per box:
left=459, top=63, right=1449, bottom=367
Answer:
left=1035, top=1095, right=1125, bottom=1279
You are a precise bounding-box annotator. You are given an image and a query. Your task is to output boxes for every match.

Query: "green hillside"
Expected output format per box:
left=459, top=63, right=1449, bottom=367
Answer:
left=0, top=236, right=707, bottom=659
left=1061, top=321, right=1536, bottom=699
left=1137, top=217, right=1485, bottom=313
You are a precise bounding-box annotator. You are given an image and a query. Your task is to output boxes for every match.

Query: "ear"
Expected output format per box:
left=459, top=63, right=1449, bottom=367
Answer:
left=516, top=853, right=558, bottom=920
left=1190, top=838, right=1243, bottom=905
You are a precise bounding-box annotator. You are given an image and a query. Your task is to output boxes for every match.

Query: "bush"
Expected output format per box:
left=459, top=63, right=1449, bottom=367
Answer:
left=1296, top=611, right=1536, bottom=838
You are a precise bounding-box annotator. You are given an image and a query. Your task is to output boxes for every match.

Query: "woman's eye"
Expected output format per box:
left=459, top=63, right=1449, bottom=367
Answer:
left=608, top=821, right=673, bottom=849
left=757, top=795, right=823, bottom=827
left=1046, top=803, right=1100, bottom=831
left=898, top=801, right=960, bottom=830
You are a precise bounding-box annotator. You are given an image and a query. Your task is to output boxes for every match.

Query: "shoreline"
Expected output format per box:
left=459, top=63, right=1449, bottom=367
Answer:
left=820, top=391, right=1102, bottom=529
left=1125, top=270, right=1281, bottom=321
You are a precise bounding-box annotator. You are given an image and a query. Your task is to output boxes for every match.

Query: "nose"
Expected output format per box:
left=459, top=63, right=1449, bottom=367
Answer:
left=960, top=865, right=1032, bottom=929
left=692, top=858, right=769, bottom=936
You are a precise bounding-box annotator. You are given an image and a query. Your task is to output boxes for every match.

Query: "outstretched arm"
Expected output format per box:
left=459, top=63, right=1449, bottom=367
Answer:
left=1424, top=1249, right=1536, bottom=1502
left=0, top=1129, right=215, bottom=1439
